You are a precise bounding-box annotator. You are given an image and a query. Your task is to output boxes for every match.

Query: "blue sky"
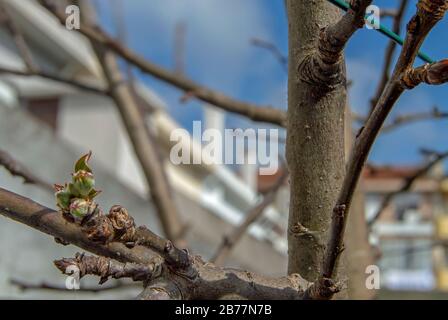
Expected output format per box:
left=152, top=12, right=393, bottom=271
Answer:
left=95, top=0, right=448, bottom=167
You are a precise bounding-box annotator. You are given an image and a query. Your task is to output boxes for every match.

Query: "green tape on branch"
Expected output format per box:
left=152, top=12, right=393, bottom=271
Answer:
left=326, top=0, right=434, bottom=63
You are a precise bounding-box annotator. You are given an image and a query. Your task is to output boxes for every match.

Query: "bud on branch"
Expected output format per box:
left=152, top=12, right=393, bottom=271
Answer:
left=402, top=59, right=448, bottom=89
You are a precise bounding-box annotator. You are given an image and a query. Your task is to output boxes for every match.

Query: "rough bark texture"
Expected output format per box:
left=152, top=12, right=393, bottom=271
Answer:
left=0, top=187, right=314, bottom=300
left=286, top=1, right=346, bottom=282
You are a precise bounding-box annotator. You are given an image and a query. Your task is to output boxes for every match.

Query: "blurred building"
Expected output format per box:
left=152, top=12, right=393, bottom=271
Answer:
left=362, top=164, right=448, bottom=293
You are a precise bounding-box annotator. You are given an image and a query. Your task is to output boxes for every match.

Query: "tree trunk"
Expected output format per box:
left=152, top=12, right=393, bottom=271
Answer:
left=286, top=0, right=346, bottom=282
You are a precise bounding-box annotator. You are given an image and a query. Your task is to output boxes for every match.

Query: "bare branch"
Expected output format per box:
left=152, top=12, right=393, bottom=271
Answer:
left=211, top=168, right=288, bottom=265
left=0, top=4, right=105, bottom=95
left=0, top=66, right=107, bottom=95
left=0, top=149, right=52, bottom=191
left=320, top=0, right=448, bottom=296
left=302, top=277, right=341, bottom=300
left=298, top=0, right=372, bottom=89
left=0, top=186, right=314, bottom=299
left=54, top=252, right=162, bottom=284
left=0, top=3, right=38, bottom=72
left=382, top=107, right=448, bottom=132
left=370, top=0, right=409, bottom=111
left=380, top=8, right=399, bottom=18
left=0, top=187, right=157, bottom=264
left=321, top=0, right=373, bottom=62
left=368, top=149, right=448, bottom=226
left=402, top=59, right=448, bottom=88
left=39, top=0, right=286, bottom=126
left=10, top=278, right=134, bottom=293
left=251, top=38, right=287, bottom=71
left=352, top=106, right=448, bottom=133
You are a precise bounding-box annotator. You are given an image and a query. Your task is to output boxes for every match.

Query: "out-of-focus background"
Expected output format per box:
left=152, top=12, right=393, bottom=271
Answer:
left=0, top=0, right=447, bottom=299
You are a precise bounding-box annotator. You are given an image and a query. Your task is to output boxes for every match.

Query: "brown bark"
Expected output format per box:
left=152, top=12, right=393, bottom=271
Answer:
left=0, top=187, right=314, bottom=300
left=286, top=0, right=347, bottom=281
left=0, top=187, right=157, bottom=264
left=323, top=0, right=448, bottom=288
left=39, top=0, right=286, bottom=127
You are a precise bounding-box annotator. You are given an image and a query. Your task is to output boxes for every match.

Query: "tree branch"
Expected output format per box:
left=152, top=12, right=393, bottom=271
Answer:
left=380, top=8, right=400, bottom=18
left=39, top=0, right=286, bottom=126
left=93, top=45, right=186, bottom=246
left=381, top=106, right=448, bottom=132
left=211, top=168, right=288, bottom=265
left=0, top=4, right=106, bottom=95
left=298, top=0, right=372, bottom=90
left=0, top=149, right=53, bottom=191
left=402, top=59, right=448, bottom=88
left=370, top=0, right=409, bottom=111
left=320, top=0, right=373, bottom=64
left=0, top=186, right=314, bottom=299
left=72, top=0, right=186, bottom=246
left=0, top=66, right=107, bottom=95
left=368, top=149, right=448, bottom=226
left=0, top=187, right=157, bottom=264
left=10, top=278, right=134, bottom=293
left=0, top=3, right=38, bottom=72
left=54, top=252, right=162, bottom=284
left=251, top=38, right=287, bottom=72
left=320, top=0, right=448, bottom=295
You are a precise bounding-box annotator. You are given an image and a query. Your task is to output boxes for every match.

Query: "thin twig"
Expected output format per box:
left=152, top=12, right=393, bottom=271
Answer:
left=251, top=38, right=287, bottom=72
left=211, top=168, right=288, bottom=265
left=382, top=107, right=448, bottom=132
left=39, top=0, right=286, bottom=126
left=0, top=67, right=107, bottom=95
left=0, top=149, right=53, bottom=191
left=10, top=278, right=135, bottom=293
left=370, top=0, right=408, bottom=112
left=381, top=8, right=399, bottom=18
left=94, top=45, right=187, bottom=246
left=0, top=3, right=38, bottom=72
left=321, top=1, right=448, bottom=295
left=354, top=106, right=448, bottom=133
left=368, top=149, right=448, bottom=226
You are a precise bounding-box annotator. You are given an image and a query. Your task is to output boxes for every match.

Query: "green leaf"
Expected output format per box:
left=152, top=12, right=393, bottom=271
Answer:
left=88, top=188, right=101, bottom=199
left=74, top=151, right=92, bottom=173
left=67, top=182, right=80, bottom=198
